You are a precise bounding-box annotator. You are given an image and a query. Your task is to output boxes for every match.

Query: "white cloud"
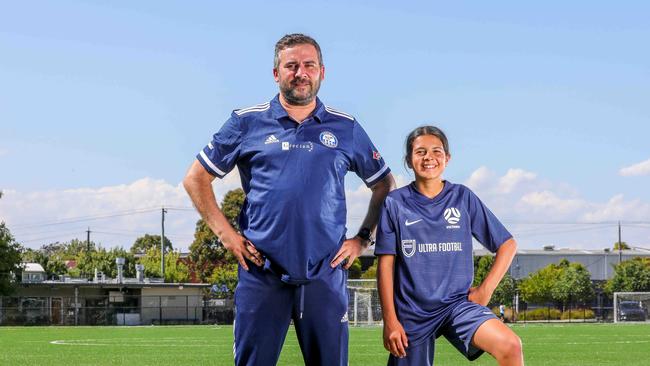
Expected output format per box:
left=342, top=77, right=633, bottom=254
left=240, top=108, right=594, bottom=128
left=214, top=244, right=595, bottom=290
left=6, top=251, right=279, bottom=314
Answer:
left=0, top=148, right=8, bottom=157
left=464, top=166, right=495, bottom=192
left=497, top=169, right=537, bottom=194
left=1, top=173, right=244, bottom=251
left=458, top=167, right=650, bottom=249
left=619, top=158, right=650, bottom=177
left=582, top=194, right=650, bottom=222
left=518, top=190, right=587, bottom=216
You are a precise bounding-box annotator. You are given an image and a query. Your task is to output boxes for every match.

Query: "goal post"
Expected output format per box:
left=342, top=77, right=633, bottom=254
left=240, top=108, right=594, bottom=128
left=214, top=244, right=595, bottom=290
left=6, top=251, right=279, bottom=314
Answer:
left=347, top=279, right=382, bottom=326
left=613, top=292, right=650, bottom=323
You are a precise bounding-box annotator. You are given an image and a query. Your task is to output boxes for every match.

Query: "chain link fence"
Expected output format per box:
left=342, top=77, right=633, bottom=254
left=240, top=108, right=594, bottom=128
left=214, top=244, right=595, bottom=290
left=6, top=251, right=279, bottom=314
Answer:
left=0, top=295, right=233, bottom=326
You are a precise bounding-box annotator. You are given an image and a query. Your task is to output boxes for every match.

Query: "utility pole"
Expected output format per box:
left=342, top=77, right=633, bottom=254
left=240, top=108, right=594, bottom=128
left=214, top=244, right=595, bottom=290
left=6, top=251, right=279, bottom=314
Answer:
left=161, top=207, right=167, bottom=281
left=86, top=227, right=91, bottom=252
left=618, top=221, right=622, bottom=264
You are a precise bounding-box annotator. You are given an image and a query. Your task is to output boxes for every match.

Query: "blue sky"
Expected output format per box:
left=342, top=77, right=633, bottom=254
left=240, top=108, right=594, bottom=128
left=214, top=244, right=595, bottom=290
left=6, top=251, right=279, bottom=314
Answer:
left=2, top=1, right=650, bottom=251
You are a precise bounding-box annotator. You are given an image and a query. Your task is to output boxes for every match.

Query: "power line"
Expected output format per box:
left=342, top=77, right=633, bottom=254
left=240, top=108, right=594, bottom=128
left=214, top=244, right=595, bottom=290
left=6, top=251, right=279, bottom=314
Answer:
left=18, top=231, right=89, bottom=244
left=11, top=207, right=161, bottom=229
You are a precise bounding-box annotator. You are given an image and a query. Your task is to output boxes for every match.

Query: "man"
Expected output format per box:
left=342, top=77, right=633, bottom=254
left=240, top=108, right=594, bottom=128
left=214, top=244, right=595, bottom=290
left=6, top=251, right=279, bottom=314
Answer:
left=183, top=33, right=395, bottom=366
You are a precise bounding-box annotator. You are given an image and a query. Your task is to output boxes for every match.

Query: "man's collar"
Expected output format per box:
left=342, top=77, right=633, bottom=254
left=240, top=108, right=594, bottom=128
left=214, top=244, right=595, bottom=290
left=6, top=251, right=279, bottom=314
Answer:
left=270, top=94, right=325, bottom=123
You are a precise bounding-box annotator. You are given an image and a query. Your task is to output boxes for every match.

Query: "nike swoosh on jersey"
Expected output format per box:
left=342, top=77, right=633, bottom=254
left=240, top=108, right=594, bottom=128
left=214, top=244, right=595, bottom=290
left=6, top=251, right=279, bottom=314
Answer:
left=405, top=219, right=423, bottom=226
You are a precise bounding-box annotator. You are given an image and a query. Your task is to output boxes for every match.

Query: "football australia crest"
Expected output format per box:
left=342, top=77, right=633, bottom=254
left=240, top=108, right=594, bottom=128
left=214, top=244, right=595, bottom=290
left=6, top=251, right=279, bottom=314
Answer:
left=401, top=239, right=416, bottom=258
left=443, top=207, right=461, bottom=224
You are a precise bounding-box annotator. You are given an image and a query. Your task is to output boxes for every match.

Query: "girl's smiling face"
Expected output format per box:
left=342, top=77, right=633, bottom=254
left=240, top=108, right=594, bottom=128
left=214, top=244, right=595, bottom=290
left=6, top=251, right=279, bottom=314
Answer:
left=408, top=134, right=450, bottom=182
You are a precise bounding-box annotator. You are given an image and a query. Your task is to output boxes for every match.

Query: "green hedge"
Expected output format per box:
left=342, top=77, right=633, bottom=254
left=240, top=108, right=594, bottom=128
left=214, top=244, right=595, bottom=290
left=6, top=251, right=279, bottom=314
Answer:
left=521, top=308, right=562, bottom=320
left=519, top=307, right=595, bottom=320
left=560, top=308, right=595, bottom=320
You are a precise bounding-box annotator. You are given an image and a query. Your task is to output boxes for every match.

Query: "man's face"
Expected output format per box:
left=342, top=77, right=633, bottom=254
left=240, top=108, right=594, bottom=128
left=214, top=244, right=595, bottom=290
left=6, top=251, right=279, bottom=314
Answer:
left=274, top=44, right=325, bottom=106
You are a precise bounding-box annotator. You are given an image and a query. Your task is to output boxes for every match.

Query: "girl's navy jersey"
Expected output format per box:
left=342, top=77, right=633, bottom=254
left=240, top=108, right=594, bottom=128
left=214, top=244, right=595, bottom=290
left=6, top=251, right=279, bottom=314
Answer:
left=375, top=181, right=512, bottom=345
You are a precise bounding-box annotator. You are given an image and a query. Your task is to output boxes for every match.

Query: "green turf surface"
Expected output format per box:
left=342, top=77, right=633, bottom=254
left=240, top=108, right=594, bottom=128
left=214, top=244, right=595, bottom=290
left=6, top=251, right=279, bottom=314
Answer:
left=1, top=323, right=649, bottom=365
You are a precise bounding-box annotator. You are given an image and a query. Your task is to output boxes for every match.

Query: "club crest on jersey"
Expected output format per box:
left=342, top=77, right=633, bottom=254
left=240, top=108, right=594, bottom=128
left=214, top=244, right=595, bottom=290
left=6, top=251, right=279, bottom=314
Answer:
left=373, top=151, right=381, bottom=160
left=401, top=239, right=416, bottom=258
left=319, top=131, right=338, bottom=148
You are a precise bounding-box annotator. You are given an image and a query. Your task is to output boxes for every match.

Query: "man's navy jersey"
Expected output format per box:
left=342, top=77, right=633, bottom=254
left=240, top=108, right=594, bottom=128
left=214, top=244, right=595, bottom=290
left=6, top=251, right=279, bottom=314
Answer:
left=197, top=95, right=390, bottom=283
left=375, top=181, right=511, bottom=345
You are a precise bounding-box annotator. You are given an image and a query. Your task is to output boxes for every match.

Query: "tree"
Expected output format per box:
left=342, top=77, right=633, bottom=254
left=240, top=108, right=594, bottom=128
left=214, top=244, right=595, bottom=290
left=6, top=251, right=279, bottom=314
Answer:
left=519, top=259, right=594, bottom=307
left=472, top=255, right=516, bottom=306
left=130, top=234, right=173, bottom=254
left=139, top=248, right=190, bottom=283
left=361, top=258, right=378, bottom=279
left=0, top=220, right=22, bottom=295
left=551, top=262, right=594, bottom=309
left=74, top=246, right=136, bottom=279
left=221, top=188, right=245, bottom=230
left=188, top=188, right=244, bottom=282
left=614, top=241, right=631, bottom=250
left=518, top=262, right=562, bottom=304
left=208, top=263, right=238, bottom=298
left=22, top=245, right=69, bottom=279
left=605, top=257, right=650, bottom=294
left=347, top=258, right=363, bottom=279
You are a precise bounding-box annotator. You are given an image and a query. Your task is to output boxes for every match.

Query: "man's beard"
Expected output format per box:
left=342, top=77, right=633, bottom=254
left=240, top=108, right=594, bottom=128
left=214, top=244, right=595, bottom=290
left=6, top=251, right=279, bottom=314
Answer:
left=280, top=78, right=321, bottom=106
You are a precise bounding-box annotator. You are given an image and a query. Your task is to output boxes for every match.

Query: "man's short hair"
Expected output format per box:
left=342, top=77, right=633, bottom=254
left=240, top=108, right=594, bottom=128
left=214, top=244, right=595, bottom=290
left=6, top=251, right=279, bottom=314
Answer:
left=274, top=33, right=323, bottom=69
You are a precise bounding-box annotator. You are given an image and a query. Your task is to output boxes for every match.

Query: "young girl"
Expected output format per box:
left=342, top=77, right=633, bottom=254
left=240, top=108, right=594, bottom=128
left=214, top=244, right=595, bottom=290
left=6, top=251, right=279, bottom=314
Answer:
left=376, top=126, right=524, bottom=366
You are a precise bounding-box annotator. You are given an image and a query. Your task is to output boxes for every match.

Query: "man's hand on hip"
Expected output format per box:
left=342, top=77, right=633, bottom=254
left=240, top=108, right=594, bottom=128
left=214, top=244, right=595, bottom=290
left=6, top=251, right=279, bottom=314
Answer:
left=221, top=231, right=264, bottom=271
left=330, top=236, right=366, bottom=269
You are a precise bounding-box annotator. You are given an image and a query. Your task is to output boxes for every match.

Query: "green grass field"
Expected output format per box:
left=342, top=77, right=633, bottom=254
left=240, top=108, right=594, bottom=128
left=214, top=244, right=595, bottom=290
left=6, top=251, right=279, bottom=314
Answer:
left=1, top=323, right=649, bottom=365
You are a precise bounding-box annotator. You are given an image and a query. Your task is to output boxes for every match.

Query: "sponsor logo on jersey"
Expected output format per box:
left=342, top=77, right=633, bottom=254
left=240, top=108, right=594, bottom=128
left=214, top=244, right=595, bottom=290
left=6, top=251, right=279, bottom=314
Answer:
left=373, top=151, right=381, bottom=160
left=319, top=131, right=338, bottom=148
left=405, top=219, right=422, bottom=226
left=401, top=239, right=416, bottom=258
left=264, top=135, right=279, bottom=144
left=281, top=141, right=314, bottom=152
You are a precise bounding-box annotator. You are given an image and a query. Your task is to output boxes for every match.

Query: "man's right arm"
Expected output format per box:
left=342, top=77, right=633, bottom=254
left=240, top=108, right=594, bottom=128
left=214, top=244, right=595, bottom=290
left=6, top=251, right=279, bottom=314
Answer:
left=183, top=160, right=263, bottom=270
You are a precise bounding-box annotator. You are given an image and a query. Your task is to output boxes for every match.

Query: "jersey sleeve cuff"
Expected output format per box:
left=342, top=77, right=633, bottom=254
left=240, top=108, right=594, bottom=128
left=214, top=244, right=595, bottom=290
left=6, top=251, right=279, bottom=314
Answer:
left=374, top=245, right=396, bottom=256
left=364, top=165, right=391, bottom=187
left=490, top=235, right=514, bottom=253
left=196, top=151, right=227, bottom=178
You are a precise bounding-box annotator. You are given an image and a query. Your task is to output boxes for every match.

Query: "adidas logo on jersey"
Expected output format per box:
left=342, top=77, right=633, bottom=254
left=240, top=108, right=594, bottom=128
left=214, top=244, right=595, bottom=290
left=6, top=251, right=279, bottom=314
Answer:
left=264, top=135, right=279, bottom=144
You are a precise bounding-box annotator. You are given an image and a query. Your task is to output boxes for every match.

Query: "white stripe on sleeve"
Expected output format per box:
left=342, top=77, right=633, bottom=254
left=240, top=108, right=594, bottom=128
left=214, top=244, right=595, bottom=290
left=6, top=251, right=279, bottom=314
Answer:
left=199, top=150, right=226, bottom=177
left=364, top=164, right=389, bottom=184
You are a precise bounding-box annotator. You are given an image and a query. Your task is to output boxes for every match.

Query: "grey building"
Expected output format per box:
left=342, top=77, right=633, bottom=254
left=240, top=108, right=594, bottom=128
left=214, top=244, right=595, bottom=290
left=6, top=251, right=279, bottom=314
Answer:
left=473, top=247, right=650, bottom=281
left=361, top=246, right=650, bottom=281
left=1, top=260, right=211, bottom=326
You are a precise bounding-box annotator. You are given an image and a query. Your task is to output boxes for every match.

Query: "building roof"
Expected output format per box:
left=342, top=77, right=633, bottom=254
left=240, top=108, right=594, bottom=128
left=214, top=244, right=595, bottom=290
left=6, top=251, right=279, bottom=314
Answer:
left=472, top=248, right=650, bottom=256
left=362, top=246, right=650, bottom=257
left=21, top=263, right=45, bottom=272
left=21, top=281, right=211, bottom=289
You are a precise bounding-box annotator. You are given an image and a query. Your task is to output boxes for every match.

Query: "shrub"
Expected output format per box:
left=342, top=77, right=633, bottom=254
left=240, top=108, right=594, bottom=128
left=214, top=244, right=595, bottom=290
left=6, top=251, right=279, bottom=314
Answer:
left=521, top=307, right=562, bottom=320
left=560, top=308, right=595, bottom=320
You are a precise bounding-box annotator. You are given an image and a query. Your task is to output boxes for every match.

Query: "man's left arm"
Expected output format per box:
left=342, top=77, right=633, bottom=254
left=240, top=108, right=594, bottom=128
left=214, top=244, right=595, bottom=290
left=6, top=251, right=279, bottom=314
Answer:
left=330, top=173, right=396, bottom=268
